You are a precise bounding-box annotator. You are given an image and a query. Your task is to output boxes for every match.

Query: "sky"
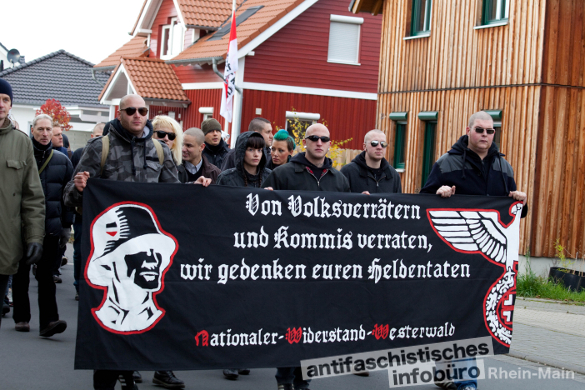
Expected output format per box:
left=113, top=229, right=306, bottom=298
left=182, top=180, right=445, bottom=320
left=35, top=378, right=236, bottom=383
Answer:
left=3, top=0, right=146, bottom=65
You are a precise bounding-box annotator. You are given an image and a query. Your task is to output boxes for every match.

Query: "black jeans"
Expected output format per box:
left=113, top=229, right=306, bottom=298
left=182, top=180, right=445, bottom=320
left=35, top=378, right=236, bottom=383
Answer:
left=73, top=219, right=82, bottom=292
left=276, top=367, right=310, bottom=389
left=93, top=370, right=134, bottom=390
left=0, top=274, right=9, bottom=329
left=12, top=236, right=61, bottom=329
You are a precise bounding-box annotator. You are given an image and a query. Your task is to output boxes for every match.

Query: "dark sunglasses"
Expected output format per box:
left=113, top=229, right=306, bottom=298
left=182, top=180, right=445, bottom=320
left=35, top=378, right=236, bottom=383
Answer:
left=154, top=130, right=176, bottom=140
left=369, top=141, right=388, bottom=148
left=474, top=127, right=495, bottom=135
left=305, top=135, right=331, bottom=143
left=120, top=107, right=149, bottom=116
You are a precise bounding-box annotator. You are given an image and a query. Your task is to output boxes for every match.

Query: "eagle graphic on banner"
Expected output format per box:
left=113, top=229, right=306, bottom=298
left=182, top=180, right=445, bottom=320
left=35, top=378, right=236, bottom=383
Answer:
left=427, top=202, right=523, bottom=347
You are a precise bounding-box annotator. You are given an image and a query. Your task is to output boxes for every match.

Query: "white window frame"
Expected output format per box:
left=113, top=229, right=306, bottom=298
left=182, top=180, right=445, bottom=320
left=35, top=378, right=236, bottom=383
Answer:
left=327, top=15, right=363, bottom=66
left=285, top=111, right=320, bottom=132
left=161, top=17, right=184, bottom=60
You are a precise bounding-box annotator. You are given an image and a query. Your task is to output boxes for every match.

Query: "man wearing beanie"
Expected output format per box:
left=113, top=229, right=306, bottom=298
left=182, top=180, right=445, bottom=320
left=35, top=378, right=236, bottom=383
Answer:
left=201, top=118, right=230, bottom=169
left=0, top=79, right=45, bottom=329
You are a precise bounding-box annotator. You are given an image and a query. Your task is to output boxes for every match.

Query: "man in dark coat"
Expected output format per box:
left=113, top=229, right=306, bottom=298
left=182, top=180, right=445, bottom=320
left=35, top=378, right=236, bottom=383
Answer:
left=420, top=111, right=527, bottom=390
left=178, top=127, right=221, bottom=184
left=420, top=111, right=527, bottom=207
left=263, top=124, right=349, bottom=192
left=262, top=123, right=348, bottom=390
left=12, top=114, right=73, bottom=336
left=341, top=129, right=401, bottom=194
left=201, top=118, right=230, bottom=169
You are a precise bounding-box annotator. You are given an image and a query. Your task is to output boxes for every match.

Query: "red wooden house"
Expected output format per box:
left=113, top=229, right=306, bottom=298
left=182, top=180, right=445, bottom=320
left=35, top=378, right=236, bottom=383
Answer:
left=94, top=0, right=381, bottom=149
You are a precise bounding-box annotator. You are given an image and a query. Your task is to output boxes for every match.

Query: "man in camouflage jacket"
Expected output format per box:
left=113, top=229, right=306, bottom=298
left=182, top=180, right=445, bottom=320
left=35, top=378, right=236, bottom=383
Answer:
left=63, top=94, right=179, bottom=390
left=63, top=94, right=179, bottom=208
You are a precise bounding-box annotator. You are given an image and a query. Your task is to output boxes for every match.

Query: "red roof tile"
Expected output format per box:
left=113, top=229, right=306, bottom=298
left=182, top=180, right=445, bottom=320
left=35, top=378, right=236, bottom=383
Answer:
left=99, top=57, right=190, bottom=103
left=178, top=0, right=246, bottom=29
left=171, top=0, right=305, bottom=62
left=94, top=36, right=150, bottom=69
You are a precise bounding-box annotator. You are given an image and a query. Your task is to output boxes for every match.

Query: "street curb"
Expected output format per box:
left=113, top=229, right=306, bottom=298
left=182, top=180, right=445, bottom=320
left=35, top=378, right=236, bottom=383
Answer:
left=507, top=351, right=585, bottom=376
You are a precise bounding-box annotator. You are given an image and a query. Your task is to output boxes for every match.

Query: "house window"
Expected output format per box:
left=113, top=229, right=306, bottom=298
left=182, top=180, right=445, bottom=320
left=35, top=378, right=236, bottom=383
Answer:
left=411, top=0, right=432, bottom=36
left=418, top=111, right=438, bottom=187
left=327, top=15, right=363, bottom=65
left=482, top=0, right=509, bottom=25
left=483, top=109, right=503, bottom=150
left=161, top=17, right=184, bottom=58
left=199, top=107, right=214, bottom=121
left=389, top=112, right=409, bottom=171
left=394, top=122, right=407, bottom=170
left=285, top=111, right=320, bottom=136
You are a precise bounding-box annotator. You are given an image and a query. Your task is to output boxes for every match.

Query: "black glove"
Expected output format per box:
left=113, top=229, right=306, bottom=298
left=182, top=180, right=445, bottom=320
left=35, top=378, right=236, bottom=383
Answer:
left=25, top=243, right=43, bottom=265
left=59, top=229, right=71, bottom=248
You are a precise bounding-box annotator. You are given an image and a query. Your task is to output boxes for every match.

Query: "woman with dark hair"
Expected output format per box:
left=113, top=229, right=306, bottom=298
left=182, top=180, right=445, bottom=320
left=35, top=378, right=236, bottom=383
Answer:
left=217, top=131, right=271, bottom=187
left=268, top=129, right=295, bottom=169
left=216, top=131, right=271, bottom=381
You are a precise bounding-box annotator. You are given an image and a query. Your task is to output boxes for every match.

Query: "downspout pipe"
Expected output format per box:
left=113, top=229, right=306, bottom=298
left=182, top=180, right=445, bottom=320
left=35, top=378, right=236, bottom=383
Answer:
left=212, top=58, right=242, bottom=94
left=91, top=68, right=106, bottom=87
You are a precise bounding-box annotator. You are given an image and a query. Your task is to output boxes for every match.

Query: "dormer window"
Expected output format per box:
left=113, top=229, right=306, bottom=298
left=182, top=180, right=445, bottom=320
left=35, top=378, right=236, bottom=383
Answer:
left=161, top=17, right=184, bottom=59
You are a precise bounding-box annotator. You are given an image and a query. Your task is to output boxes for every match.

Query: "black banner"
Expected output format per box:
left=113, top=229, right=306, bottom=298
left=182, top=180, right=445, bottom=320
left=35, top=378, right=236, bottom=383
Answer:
left=75, top=180, right=522, bottom=370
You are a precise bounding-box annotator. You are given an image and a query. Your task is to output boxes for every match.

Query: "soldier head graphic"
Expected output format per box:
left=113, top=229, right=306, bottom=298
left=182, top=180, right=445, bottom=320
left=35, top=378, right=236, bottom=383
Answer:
left=87, top=203, right=177, bottom=333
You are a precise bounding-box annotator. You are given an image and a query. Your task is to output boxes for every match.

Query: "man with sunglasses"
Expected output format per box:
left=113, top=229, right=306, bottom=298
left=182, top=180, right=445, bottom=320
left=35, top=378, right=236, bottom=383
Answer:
left=263, top=123, right=348, bottom=390
left=421, top=111, right=527, bottom=207
left=341, top=129, right=402, bottom=194
left=63, top=94, right=181, bottom=390
left=263, top=123, right=349, bottom=193
left=420, top=111, right=526, bottom=390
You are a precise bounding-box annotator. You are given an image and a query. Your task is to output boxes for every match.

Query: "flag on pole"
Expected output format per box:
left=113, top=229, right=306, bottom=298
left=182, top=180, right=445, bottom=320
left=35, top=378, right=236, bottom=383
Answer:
left=220, top=10, right=238, bottom=124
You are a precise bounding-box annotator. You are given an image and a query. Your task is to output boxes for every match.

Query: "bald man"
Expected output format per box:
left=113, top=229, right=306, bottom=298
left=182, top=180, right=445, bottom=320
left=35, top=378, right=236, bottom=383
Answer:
left=262, top=123, right=349, bottom=192
left=341, top=129, right=401, bottom=194
left=262, top=123, right=348, bottom=390
left=63, top=94, right=181, bottom=390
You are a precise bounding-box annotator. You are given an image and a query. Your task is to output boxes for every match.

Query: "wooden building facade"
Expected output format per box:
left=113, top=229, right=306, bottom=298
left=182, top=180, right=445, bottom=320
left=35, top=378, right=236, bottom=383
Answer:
left=351, top=0, right=585, bottom=258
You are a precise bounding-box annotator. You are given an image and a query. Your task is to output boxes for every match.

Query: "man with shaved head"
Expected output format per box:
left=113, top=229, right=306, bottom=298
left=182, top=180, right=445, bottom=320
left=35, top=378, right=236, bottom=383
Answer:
left=341, top=129, right=401, bottom=194
left=263, top=123, right=349, bottom=192
left=63, top=94, right=181, bottom=390
left=262, top=123, right=348, bottom=390
left=178, top=127, right=221, bottom=183
left=420, top=110, right=526, bottom=390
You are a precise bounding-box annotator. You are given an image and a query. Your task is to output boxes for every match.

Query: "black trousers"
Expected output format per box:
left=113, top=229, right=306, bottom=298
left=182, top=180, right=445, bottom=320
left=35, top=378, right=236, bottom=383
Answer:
left=93, top=370, right=134, bottom=390
left=0, top=274, right=9, bottom=329
left=12, top=236, right=61, bottom=329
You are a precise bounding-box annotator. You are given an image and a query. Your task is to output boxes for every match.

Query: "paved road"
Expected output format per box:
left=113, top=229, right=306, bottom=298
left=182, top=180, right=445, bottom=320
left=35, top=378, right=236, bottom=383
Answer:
left=2, top=245, right=585, bottom=389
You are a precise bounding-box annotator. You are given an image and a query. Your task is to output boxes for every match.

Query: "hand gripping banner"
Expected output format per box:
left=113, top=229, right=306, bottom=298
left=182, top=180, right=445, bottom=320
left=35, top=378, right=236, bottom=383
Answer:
left=75, top=180, right=522, bottom=370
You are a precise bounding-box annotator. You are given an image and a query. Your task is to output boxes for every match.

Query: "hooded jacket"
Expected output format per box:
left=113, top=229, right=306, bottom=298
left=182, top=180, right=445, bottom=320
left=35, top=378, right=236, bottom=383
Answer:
left=64, top=118, right=179, bottom=207
left=217, top=132, right=271, bottom=187
left=221, top=144, right=272, bottom=171
left=32, top=138, right=74, bottom=236
left=421, top=135, right=516, bottom=196
left=202, top=138, right=230, bottom=169
left=420, top=135, right=528, bottom=217
left=0, top=119, right=45, bottom=274
left=340, top=151, right=402, bottom=194
left=262, top=152, right=349, bottom=192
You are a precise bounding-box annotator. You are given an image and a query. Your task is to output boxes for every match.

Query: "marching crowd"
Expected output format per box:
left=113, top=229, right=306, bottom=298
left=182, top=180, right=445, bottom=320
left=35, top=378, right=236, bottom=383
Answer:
left=0, top=78, right=527, bottom=390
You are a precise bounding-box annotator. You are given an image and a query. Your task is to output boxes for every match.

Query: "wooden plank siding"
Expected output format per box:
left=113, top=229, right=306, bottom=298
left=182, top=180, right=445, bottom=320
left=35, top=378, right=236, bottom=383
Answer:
left=377, top=0, right=547, bottom=93
left=243, top=0, right=381, bottom=93
left=374, top=0, right=585, bottom=257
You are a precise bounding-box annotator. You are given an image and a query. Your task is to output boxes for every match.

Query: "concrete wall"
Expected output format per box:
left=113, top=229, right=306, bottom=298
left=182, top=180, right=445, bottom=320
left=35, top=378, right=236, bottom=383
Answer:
left=518, top=255, right=585, bottom=278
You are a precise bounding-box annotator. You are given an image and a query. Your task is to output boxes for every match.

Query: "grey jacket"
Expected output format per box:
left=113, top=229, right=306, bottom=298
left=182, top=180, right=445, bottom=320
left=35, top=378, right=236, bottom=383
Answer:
left=0, top=119, right=45, bottom=274
left=63, top=119, right=179, bottom=207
